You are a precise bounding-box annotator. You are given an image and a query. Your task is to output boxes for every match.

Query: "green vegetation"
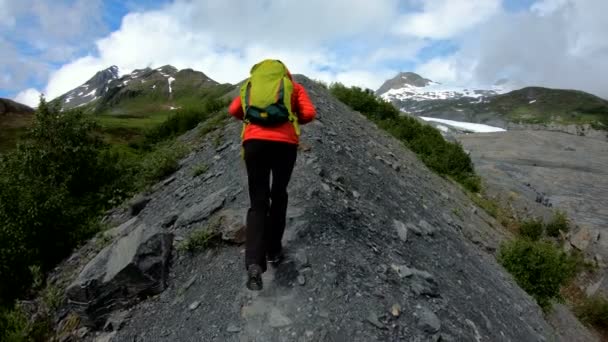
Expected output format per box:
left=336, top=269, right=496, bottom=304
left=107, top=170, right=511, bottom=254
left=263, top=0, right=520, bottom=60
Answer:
left=576, top=295, right=608, bottom=330
left=519, top=218, right=544, bottom=241
left=498, top=238, right=577, bottom=308
left=329, top=83, right=480, bottom=192
left=192, top=163, right=209, bottom=177
left=0, top=91, right=229, bottom=340
left=135, top=141, right=188, bottom=189
left=0, top=100, right=127, bottom=306
left=491, top=87, right=608, bottom=128
left=546, top=211, right=570, bottom=237
left=178, top=226, right=220, bottom=253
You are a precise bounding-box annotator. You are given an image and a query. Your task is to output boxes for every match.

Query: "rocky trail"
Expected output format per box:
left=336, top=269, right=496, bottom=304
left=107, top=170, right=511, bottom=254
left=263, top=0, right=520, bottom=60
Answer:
left=58, top=77, right=567, bottom=341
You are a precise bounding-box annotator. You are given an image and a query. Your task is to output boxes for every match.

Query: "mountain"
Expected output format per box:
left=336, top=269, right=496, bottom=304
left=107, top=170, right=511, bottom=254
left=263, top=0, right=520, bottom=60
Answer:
left=0, top=98, right=35, bottom=151
left=0, top=98, right=35, bottom=116
left=377, top=73, right=608, bottom=133
left=377, top=72, right=504, bottom=109
left=54, top=65, right=231, bottom=115
left=43, top=76, right=586, bottom=342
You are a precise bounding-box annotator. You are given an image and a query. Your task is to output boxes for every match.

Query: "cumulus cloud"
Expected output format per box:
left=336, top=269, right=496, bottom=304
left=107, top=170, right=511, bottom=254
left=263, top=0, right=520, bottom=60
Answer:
left=394, top=0, right=501, bottom=39
left=14, top=88, right=42, bottom=107
left=454, top=0, right=608, bottom=97
left=8, top=0, right=608, bottom=101
left=1, top=0, right=107, bottom=94
left=35, top=0, right=423, bottom=100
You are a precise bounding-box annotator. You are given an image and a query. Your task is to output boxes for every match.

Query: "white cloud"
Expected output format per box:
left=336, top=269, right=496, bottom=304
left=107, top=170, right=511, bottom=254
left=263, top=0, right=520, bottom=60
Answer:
left=394, top=0, right=501, bottom=39
left=10, top=0, right=608, bottom=100
left=531, top=0, right=570, bottom=15
left=14, top=88, right=42, bottom=107
left=447, top=0, right=608, bottom=97
left=38, top=0, right=416, bottom=100
left=0, top=0, right=15, bottom=28
left=415, top=58, right=458, bottom=84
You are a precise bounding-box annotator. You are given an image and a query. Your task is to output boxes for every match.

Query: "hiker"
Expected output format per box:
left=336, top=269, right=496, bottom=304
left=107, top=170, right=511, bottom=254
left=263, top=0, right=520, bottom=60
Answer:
left=228, top=59, right=316, bottom=291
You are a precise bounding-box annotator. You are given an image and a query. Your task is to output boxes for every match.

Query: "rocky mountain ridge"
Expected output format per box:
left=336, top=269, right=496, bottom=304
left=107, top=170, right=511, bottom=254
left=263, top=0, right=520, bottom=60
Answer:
left=54, top=65, right=220, bottom=113
left=377, top=73, right=608, bottom=135
left=0, top=97, right=34, bottom=115
left=377, top=72, right=505, bottom=111
left=0, top=98, right=35, bottom=151
left=43, top=76, right=584, bottom=342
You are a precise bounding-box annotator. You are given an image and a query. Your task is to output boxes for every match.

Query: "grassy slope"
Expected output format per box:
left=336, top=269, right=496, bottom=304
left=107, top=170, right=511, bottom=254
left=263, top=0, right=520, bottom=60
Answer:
left=2, top=83, right=235, bottom=151
left=416, top=87, right=608, bottom=129
left=0, top=114, right=34, bottom=153
left=94, top=84, right=234, bottom=146
left=488, top=87, right=608, bottom=127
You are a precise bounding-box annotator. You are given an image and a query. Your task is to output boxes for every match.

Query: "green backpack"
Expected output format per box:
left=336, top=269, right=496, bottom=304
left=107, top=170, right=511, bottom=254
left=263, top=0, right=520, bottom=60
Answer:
left=240, top=59, right=299, bottom=133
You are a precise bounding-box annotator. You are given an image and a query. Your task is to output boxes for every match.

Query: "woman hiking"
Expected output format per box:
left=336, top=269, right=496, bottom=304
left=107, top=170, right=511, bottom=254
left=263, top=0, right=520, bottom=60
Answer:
left=228, top=60, right=316, bottom=291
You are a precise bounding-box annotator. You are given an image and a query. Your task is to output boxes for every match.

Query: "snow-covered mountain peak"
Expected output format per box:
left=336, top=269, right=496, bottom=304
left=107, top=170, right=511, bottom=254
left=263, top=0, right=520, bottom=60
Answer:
left=377, top=72, right=509, bottom=105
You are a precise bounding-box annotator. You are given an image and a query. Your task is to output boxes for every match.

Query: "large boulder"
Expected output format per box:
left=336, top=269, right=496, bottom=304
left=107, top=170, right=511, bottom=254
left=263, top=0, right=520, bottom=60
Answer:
left=66, top=223, right=173, bottom=328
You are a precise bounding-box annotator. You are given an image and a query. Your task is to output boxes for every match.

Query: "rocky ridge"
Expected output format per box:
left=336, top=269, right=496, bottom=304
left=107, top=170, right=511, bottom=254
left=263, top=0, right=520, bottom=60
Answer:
left=377, top=72, right=504, bottom=112
left=52, top=76, right=568, bottom=341
left=0, top=97, right=35, bottom=116
left=54, top=65, right=219, bottom=112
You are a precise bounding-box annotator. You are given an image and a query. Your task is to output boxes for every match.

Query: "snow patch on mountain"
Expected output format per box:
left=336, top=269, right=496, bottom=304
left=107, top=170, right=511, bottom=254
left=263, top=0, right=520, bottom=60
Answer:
left=168, top=77, right=175, bottom=94
left=420, top=117, right=507, bottom=133
left=378, top=72, right=510, bottom=104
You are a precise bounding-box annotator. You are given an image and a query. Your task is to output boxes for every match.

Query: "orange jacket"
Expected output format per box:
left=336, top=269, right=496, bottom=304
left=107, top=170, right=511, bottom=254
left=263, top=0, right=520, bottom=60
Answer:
left=228, top=82, right=316, bottom=144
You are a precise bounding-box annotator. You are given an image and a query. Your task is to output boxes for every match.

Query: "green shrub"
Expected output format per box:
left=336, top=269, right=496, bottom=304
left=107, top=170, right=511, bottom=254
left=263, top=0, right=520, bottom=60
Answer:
left=546, top=211, right=570, bottom=237
left=498, top=238, right=577, bottom=308
left=192, top=163, right=209, bottom=177
left=137, top=142, right=187, bottom=188
left=576, top=295, right=608, bottom=328
left=199, top=111, right=229, bottom=137
left=178, top=227, right=219, bottom=253
left=329, top=83, right=480, bottom=192
left=0, top=99, right=128, bottom=306
left=0, top=306, right=29, bottom=342
left=142, top=98, right=227, bottom=148
left=519, top=218, right=544, bottom=241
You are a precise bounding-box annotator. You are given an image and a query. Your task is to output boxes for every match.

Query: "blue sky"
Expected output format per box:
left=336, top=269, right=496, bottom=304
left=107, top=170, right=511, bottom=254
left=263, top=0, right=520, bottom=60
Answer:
left=2, top=0, right=608, bottom=106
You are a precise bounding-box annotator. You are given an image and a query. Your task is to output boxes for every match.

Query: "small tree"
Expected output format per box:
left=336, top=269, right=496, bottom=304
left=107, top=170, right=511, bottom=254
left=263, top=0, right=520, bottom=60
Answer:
left=498, top=239, right=576, bottom=308
left=0, top=98, right=126, bottom=305
left=519, top=218, right=544, bottom=241
left=546, top=211, right=569, bottom=237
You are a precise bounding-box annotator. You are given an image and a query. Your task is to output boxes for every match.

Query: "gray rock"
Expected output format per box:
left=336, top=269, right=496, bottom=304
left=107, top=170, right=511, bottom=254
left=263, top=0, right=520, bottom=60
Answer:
left=391, top=265, right=438, bottom=296
left=189, top=301, right=201, bottom=311
left=407, top=220, right=436, bottom=236
left=175, top=187, right=228, bottom=227
left=418, top=307, right=441, bottom=334
left=161, top=212, right=179, bottom=229
left=295, top=249, right=310, bottom=269
left=393, top=220, right=408, bottom=242
left=94, top=332, right=116, bottom=342
left=571, top=227, right=593, bottom=251
left=66, top=223, right=173, bottom=328
left=226, top=324, right=241, bottom=333
left=105, top=217, right=138, bottom=239
left=268, top=308, right=292, bottom=328
left=162, top=176, right=176, bottom=186
left=366, top=312, right=386, bottom=330
left=213, top=209, right=246, bottom=244
left=368, top=166, right=380, bottom=176
left=129, top=195, right=151, bottom=216
left=103, top=310, right=130, bottom=332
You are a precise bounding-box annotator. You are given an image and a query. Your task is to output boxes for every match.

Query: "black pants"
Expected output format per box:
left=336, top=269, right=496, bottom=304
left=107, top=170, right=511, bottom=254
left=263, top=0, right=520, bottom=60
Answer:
left=243, top=139, right=297, bottom=271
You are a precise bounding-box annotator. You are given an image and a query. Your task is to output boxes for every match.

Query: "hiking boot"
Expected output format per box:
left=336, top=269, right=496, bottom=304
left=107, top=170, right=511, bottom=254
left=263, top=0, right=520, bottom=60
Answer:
left=246, top=264, right=263, bottom=291
left=268, top=250, right=285, bottom=268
